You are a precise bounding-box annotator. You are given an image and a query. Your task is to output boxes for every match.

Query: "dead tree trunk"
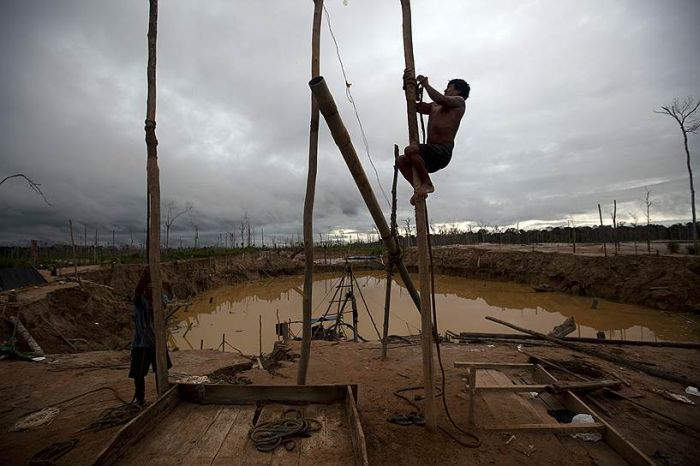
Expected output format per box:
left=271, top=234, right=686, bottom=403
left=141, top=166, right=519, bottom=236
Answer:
left=298, top=0, right=324, bottom=386
left=598, top=204, right=607, bottom=257
left=145, top=0, right=168, bottom=396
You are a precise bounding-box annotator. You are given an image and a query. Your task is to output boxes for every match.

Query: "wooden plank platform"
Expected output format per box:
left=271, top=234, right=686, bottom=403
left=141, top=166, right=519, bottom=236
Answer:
left=94, top=384, right=367, bottom=466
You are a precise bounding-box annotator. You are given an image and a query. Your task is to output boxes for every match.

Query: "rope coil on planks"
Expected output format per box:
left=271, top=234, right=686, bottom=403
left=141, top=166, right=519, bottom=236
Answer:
left=248, top=408, right=321, bottom=452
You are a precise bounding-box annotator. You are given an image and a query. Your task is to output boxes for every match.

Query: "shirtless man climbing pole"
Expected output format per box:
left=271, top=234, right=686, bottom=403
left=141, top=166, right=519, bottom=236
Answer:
left=397, top=74, right=469, bottom=204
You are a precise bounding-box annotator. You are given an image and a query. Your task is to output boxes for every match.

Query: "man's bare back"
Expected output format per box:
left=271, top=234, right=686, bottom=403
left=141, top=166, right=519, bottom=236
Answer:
left=397, top=75, right=469, bottom=204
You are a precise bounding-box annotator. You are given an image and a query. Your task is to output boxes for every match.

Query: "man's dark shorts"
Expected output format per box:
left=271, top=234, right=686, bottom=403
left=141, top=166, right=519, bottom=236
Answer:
left=419, top=142, right=454, bottom=173
left=129, top=347, right=172, bottom=379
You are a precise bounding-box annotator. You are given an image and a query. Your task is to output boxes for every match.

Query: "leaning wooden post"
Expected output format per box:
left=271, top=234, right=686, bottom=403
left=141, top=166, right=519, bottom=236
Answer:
left=382, top=145, right=400, bottom=360
left=298, top=0, right=324, bottom=386
left=400, top=0, right=436, bottom=432
left=309, top=77, right=421, bottom=313
left=145, top=0, right=168, bottom=396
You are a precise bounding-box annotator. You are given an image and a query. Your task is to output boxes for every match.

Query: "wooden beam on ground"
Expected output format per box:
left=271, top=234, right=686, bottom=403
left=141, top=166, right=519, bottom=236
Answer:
left=455, top=362, right=535, bottom=369
left=534, top=365, right=655, bottom=466
left=485, top=316, right=700, bottom=387
left=456, top=331, right=700, bottom=349
left=484, top=423, right=606, bottom=433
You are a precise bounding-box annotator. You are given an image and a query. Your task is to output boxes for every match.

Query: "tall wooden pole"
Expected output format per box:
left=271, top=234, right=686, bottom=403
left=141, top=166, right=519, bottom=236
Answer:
left=145, top=0, right=168, bottom=396
left=399, top=0, right=436, bottom=431
left=298, top=0, right=324, bottom=385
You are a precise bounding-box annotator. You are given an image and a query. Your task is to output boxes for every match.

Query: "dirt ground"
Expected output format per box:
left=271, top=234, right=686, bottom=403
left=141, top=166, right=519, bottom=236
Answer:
left=1, top=340, right=698, bottom=465
left=1, top=247, right=699, bottom=465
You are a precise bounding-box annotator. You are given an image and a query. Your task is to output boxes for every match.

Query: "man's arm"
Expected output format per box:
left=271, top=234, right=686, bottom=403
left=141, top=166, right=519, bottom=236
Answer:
left=416, top=102, right=432, bottom=114
left=418, top=75, right=465, bottom=108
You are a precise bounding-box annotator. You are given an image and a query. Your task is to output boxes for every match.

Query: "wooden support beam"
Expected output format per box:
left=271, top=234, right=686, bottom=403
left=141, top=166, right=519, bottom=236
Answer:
left=308, top=77, right=421, bottom=312
left=145, top=0, right=168, bottom=396
left=399, top=0, right=436, bottom=433
left=178, top=383, right=357, bottom=405
left=298, top=0, right=324, bottom=387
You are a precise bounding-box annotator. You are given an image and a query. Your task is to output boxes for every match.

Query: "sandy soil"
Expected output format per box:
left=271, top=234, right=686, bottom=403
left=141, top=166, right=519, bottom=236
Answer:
left=1, top=340, right=698, bottom=465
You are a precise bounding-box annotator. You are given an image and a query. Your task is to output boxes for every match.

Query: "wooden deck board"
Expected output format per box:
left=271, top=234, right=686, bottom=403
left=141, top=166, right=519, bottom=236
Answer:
left=477, top=369, right=539, bottom=425
left=298, top=403, right=352, bottom=466
left=185, top=407, right=241, bottom=465
left=116, top=402, right=196, bottom=465
left=211, top=405, right=257, bottom=466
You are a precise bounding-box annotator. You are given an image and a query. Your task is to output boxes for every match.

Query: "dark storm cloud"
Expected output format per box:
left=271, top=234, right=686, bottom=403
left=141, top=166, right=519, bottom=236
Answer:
left=1, top=0, right=699, bottom=245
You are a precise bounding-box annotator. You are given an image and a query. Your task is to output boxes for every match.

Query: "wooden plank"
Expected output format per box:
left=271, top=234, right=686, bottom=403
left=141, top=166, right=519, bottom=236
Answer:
left=484, top=422, right=606, bottom=433
left=117, top=402, right=196, bottom=465
left=212, top=405, right=257, bottom=466
left=301, top=402, right=353, bottom=466
left=476, top=384, right=548, bottom=392
left=178, top=383, right=354, bottom=405
left=534, top=365, right=656, bottom=466
left=185, top=407, right=241, bottom=465
left=92, top=385, right=179, bottom=466
left=476, top=370, right=535, bottom=426
left=486, top=369, right=551, bottom=424
left=454, top=361, right=535, bottom=369
left=345, top=386, right=369, bottom=466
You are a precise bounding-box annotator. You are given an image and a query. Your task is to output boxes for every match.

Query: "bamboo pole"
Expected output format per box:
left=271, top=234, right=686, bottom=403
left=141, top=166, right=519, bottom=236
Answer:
left=298, top=0, right=324, bottom=386
left=399, top=0, right=436, bottom=432
left=382, top=145, right=400, bottom=360
left=145, top=0, right=168, bottom=396
left=309, top=77, right=421, bottom=312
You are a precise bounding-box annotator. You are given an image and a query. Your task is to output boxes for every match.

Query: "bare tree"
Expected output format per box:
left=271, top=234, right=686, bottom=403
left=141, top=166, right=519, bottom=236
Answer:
left=643, top=189, right=653, bottom=253
left=656, top=97, right=700, bottom=252
left=628, top=211, right=639, bottom=254
left=163, top=200, right=192, bottom=249
left=403, top=218, right=413, bottom=247
left=0, top=174, right=52, bottom=206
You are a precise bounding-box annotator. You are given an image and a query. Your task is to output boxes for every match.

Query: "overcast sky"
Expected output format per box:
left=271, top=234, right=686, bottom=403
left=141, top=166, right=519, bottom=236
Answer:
left=1, top=0, right=699, bottom=246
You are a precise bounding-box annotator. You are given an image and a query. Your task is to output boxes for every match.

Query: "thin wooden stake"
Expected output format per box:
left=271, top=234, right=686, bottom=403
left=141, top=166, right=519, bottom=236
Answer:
left=145, top=0, right=168, bottom=396
left=259, top=314, right=263, bottom=357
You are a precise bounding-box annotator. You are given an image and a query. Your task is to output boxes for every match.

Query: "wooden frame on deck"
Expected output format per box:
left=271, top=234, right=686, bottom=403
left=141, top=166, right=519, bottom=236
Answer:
left=453, top=361, right=656, bottom=466
left=92, top=384, right=367, bottom=466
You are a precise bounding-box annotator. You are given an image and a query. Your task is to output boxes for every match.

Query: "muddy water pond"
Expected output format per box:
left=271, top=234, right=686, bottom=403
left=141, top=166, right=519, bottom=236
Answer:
left=171, top=272, right=700, bottom=355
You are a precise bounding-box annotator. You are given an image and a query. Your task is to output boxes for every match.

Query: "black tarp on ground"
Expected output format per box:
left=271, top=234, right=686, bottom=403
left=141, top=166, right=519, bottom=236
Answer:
left=0, top=267, right=47, bottom=291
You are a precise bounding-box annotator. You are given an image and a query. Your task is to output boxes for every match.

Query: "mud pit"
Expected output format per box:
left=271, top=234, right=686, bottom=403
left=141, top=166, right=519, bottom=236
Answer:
left=171, top=272, right=700, bottom=356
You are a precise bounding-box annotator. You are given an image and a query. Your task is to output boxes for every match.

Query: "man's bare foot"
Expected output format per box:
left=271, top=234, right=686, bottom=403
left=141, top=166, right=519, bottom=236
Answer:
left=410, top=192, right=427, bottom=206
left=416, top=183, right=435, bottom=197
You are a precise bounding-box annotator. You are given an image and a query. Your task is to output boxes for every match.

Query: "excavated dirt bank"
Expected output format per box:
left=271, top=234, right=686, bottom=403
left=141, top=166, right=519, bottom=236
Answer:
left=2, top=247, right=699, bottom=355
left=401, top=246, right=700, bottom=314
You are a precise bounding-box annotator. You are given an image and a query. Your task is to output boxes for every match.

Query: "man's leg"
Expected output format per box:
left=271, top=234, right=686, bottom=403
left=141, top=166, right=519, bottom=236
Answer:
left=133, top=377, right=146, bottom=406
left=404, top=145, right=434, bottom=200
